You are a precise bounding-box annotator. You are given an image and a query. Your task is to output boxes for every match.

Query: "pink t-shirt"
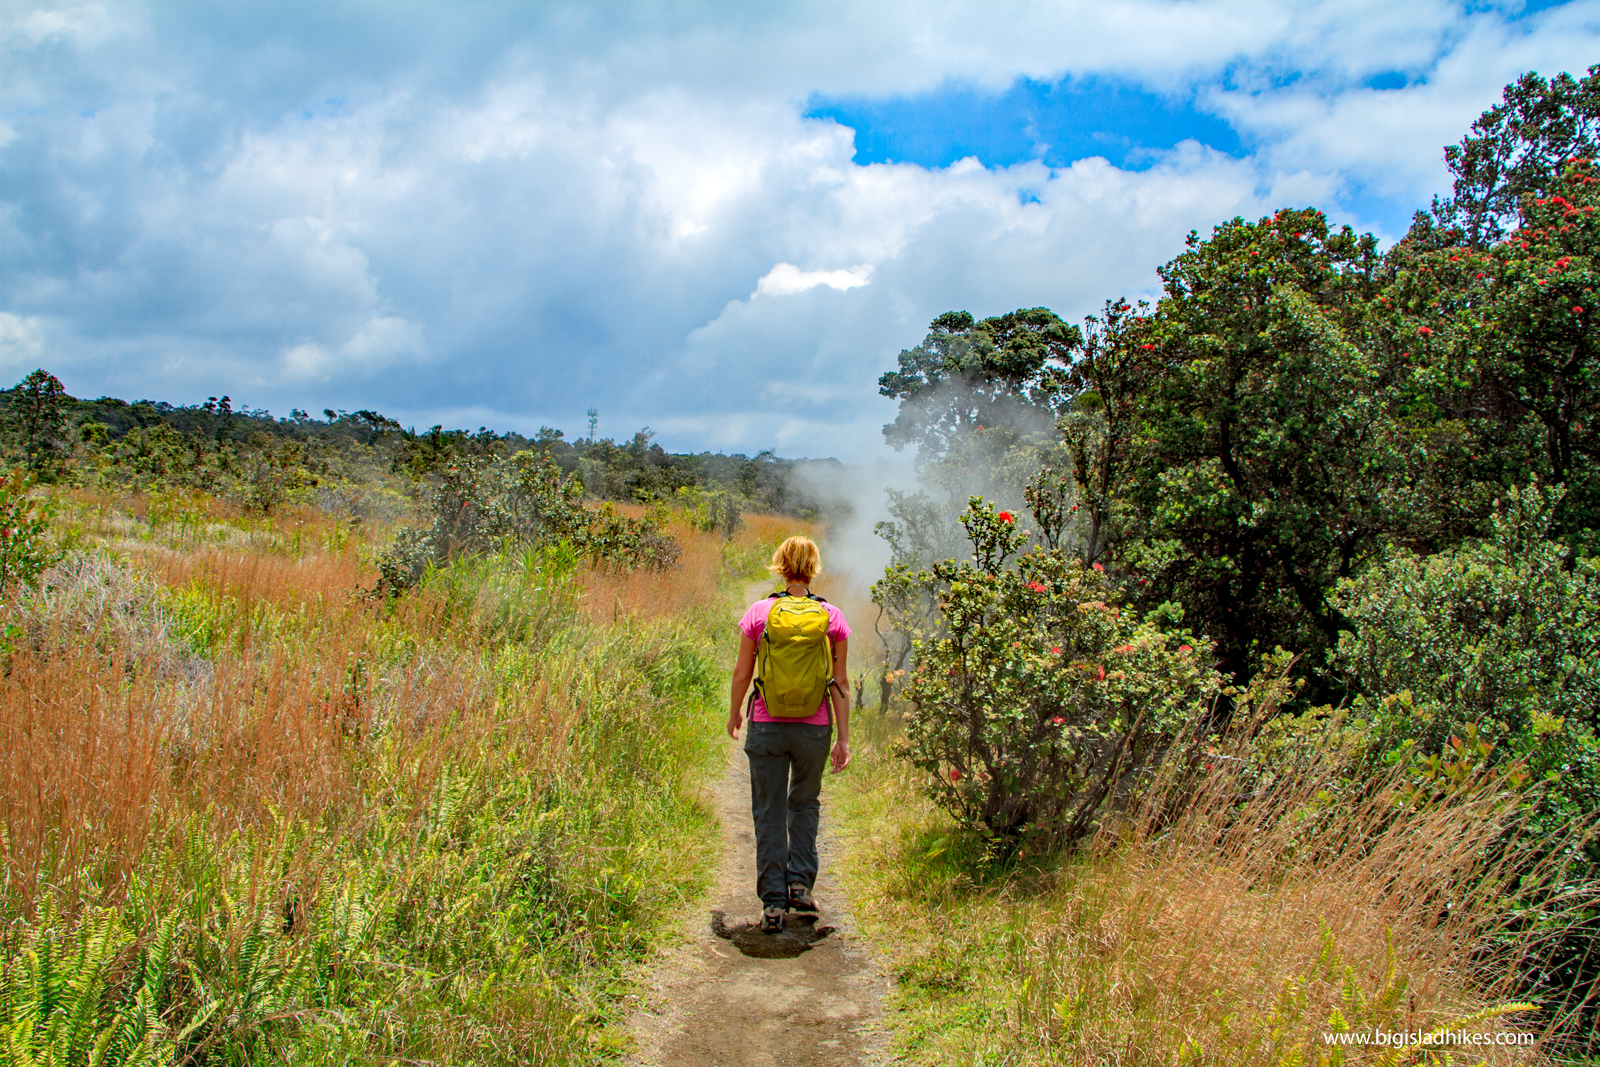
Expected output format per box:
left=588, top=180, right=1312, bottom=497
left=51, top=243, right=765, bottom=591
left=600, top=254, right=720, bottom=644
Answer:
left=739, top=597, right=851, bottom=725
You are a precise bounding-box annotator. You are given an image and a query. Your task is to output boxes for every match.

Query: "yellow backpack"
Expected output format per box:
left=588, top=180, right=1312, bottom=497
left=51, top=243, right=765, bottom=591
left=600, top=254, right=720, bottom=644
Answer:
left=754, top=593, right=834, bottom=718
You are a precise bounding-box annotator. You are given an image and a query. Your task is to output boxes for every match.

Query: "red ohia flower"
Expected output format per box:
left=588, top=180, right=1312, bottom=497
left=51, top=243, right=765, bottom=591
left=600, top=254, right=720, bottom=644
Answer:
left=997, top=511, right=1014, bottom=524
left=1178, top=644, right=1194, bottom=653
left=1576, top=307, right=1586, bottom=314
left=1050, top=645, right=1062, bottom=654
left=1092, top=562, right=1104, bottom=572
left=1027, top=581, right=1047, bottom=593
left=1051, top=716, right=1065, bottom=725
left=1417, top=326, right=1433, bottom=337
left=949, top=768, right=962, bottom=782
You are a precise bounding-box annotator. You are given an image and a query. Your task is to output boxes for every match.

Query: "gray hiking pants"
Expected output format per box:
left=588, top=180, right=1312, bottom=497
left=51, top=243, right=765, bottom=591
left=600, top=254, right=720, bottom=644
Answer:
left=743, top=720, right=831, bottom=909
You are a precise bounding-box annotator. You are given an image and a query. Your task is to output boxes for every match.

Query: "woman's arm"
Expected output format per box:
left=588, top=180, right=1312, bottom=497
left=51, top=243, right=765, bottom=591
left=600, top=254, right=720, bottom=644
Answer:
left=830, top=636, right=850, bottom=772
left=728, top=633, right=757, bottom=738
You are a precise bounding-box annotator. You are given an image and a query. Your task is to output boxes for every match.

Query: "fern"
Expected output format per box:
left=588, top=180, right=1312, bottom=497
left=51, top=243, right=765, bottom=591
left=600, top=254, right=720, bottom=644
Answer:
left=2, top=908, right=145, bottom=1067
left=1262, top=926, right=1539, bottom=1067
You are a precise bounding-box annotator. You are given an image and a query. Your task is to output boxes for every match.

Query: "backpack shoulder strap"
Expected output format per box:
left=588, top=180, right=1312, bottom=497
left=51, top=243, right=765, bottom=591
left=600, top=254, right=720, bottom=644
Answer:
left=766, top=591, right=828, bottom=603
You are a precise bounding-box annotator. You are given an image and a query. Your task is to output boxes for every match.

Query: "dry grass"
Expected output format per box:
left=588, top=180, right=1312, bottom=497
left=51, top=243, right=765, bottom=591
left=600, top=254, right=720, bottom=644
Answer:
left=0, top=489, right=762, bottom=1061
left=574, top=510, right=816, bottom=626
left=0, top=545, right=509, bottom=916
left=1041, top=737, right=1563, bottom=1062
left=0, top=493, right=755, bottom=922
left=746, top=512, right=820, bottom=543
left=839, top=698, right=1584, bottom=1066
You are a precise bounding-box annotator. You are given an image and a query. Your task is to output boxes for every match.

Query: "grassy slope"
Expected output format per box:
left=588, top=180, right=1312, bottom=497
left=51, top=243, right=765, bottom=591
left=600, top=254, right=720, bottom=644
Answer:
left=0, top=494, right=803, bottom=1064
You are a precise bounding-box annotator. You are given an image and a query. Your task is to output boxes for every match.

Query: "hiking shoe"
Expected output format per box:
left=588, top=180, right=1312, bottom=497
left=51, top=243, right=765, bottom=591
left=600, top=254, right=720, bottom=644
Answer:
left=787, top=883, right=819, bottom=913
left=761, top=906, right=785, bottom=934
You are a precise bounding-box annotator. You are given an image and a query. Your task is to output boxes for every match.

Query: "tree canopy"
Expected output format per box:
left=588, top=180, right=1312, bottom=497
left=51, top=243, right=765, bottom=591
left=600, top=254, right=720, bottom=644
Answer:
left=878, top=81, right=1600, bottom=693
left=1436, top=64, right=1600, bottom=246
left=878, top=307, right=1081, bottom=461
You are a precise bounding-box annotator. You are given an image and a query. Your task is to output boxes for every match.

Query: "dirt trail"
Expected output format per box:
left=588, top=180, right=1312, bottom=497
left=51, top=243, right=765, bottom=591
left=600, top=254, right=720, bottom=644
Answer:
left=625, top=592, right=891, bottom=1066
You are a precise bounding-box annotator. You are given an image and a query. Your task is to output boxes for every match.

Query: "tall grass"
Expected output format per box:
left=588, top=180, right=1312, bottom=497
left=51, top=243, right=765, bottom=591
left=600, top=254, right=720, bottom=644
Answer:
left=1, top=493, right=770, bottom=1064
left=573, top=509, right=817, bottom=625
left=837, top=689, right=1589, bottom=1065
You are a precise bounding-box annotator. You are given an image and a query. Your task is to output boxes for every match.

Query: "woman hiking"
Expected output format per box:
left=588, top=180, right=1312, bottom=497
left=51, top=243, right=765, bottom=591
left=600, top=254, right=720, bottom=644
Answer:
left=727, top=535, right=851, bottom=934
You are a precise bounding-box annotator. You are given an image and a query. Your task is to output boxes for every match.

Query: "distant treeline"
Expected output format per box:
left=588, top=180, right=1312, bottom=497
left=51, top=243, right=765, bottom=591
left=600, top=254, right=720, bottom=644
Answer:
left=0, top=377, right=842, bottom=519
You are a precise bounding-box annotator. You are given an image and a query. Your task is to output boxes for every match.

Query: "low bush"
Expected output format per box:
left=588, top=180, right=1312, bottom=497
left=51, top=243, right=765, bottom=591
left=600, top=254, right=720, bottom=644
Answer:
left=836, top=673, right=1588, bottom=1065
left=0, top=470, right=60, bottom=593
left=1334, top=486, right=1600, bottom=836
left=890, top=498, right=1220, bottom=848
left=376, top=452, right=680, bottom=595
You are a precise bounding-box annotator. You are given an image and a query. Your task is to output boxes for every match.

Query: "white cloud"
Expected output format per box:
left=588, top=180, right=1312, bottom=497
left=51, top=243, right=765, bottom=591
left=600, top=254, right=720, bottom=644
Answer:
left=648, top=141, right=1299, bottom=459
left=0, top=312, right=46, bottom=374
left=754, top=263, right=873, bottom=297
left=279, top=315, right=425, bottom=382
left=9, top=2, right=121, bottom=48
left=1, top=0, right=1595, bottom=456
left=1207, top=3, right=1600, bottom=217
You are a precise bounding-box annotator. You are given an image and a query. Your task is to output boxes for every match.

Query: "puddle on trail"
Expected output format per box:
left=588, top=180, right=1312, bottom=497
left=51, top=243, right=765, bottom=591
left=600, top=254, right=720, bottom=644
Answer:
left=710, top=909, right=837, bottom=959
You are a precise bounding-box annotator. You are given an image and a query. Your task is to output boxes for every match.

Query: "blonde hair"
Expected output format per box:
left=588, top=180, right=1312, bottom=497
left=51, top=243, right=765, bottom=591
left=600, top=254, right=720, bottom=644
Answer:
left=767, top=536, right=823, bottom=584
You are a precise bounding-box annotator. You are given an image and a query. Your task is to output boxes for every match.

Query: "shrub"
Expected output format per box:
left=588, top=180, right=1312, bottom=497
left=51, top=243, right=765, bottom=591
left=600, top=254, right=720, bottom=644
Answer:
left=97, top=423, right=229, bottom=495
left=840, top=683, right=1569, bottom=1063
left=1332, top=486, right=1600, bottom=1046
left=376, top=452, right=680, bottom=595
left=0, top=470, right=59, bottom=593
left=233, top=433, right=329, bottom=513
left=896, top=498, right=1221, bottom=847
left=673, top=485, right=743, bottom=538
left=1333, top=486, right=1600, bottom=835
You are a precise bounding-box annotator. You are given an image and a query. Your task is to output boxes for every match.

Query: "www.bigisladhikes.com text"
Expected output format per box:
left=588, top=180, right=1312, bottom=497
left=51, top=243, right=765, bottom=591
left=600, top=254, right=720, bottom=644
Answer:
left=1322, top=1029, right=1537, bottom=1049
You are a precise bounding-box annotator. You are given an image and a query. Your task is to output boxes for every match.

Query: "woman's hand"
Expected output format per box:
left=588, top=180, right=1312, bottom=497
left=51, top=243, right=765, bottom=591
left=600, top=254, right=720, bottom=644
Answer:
left=829, top=738, right=850, bottom=773
left=727, top=705, right=743, bottom=739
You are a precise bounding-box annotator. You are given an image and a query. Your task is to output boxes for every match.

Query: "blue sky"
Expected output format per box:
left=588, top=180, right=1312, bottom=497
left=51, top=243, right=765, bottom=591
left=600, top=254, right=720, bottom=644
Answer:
left=809, top=78, right=1245, bottom=172
left=809, top=76, right=1445, bottom=230
left=4, top=1, right=1600, bottom=458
